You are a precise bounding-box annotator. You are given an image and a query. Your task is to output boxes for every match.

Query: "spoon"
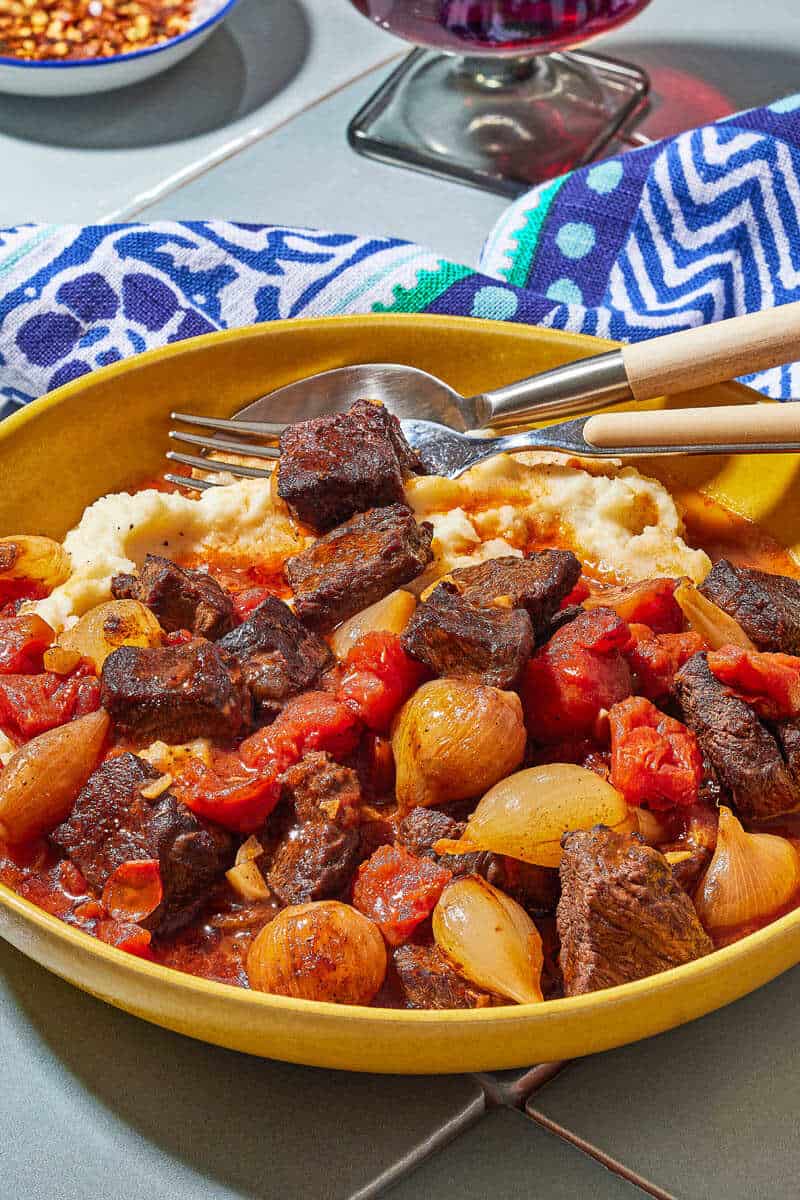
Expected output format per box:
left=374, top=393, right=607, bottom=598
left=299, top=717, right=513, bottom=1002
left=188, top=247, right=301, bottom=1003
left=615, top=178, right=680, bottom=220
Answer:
left=232, top=301, right=800, bottom=431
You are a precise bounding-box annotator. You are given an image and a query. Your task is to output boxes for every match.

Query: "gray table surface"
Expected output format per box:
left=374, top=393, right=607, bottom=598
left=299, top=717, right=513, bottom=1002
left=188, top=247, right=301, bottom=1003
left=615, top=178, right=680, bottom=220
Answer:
left=4, top=3, right=800, bottom=1198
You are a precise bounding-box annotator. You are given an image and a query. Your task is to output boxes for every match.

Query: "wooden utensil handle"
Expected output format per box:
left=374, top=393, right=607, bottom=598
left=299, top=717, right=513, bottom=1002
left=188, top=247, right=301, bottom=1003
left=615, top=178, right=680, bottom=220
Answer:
left=584, top=403, right=800, bottom=448
left=622, top=300, right=800, bottom=401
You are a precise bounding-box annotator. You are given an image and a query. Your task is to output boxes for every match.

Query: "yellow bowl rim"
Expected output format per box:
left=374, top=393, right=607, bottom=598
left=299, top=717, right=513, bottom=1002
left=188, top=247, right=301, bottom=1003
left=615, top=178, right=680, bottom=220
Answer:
left=0, top=311, right=794, bottom=1035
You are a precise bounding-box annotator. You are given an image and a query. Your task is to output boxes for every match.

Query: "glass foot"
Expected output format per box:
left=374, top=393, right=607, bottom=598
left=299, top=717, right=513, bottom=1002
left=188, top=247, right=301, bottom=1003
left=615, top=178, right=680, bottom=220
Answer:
left=348, top=48, right=650, bottom=198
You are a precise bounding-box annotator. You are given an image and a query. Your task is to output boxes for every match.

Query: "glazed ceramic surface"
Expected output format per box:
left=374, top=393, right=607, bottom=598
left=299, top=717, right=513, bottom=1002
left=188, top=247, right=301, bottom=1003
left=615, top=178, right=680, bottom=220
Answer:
left=2, top=314, right=799, bottom=1074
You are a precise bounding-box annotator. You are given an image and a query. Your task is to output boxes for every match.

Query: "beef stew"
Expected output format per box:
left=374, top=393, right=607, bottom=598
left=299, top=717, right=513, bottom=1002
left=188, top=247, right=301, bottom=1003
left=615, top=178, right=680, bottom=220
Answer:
left=3, top=400, right=800, bottom=1010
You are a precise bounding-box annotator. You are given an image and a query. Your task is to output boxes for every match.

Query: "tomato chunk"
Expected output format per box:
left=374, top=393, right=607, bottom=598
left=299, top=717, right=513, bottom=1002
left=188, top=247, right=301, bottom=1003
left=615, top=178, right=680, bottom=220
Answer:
left=0, top=668, right=101, bottom=740
left=173, top=758, right=284, bottom=833
left=241, top=691, right=361, bottom=771
left=707, top=646, right=800, bottom=719
left=560, top=577, right=591, bottom=608
left=233, top=587, right=274, bottom=622
left=162, top=628, right=193, bottom=647
left=0, top=614, right=54, bottom=674
left=521, top=608, right=633, bottom=743
left=102, top=859, right=163, bottom=923
left=184, top=692, right=363, bottom=833
left=352, top=844, right=452, bottom=946
left=0, top=579, right=48, bottom=612
left=609, top=696, right=703, bottom=811
left=626, top=624, right=705, bottom=700
left=338, top=632, right=426, bottom=733
left=585, top=578, right=683, bottom=634
left=95, top=918, right=154, bottom=959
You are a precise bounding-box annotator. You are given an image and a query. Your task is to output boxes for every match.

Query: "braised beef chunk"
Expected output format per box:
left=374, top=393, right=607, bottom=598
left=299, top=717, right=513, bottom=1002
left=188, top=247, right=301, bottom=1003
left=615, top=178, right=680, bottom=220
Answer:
left=397, top=805, right=484, bottom=875
left=401, top=582, right=533, bottom=687
left=484, top=856, right=560, bottom=916
left=111, top=554, right=235, bottom=640
left=674, top=652, right=800, bottom=821
left=394, top=944, right=501, bottom=1010
left=668, top=846, right=713, bottom=896
left=286, top=504, right=434, bottom=631
left=700, top=558, right=800, bottom=653
left=776, top=717, right=800, bottom=777
left=101, top=640, right=251, bottom=742
left=278, top=399, right=424, bottom=532
left=451, top=550, right=581, bottom=638
left=267, top=820, right=360, bottom=905
left=218, top=597, right=332, bottom=718
left=397, top=806, right=464, bottom=858
left=281, top=751, right=362, bottom=825
left=557, top=826, right=712, bottom=996
left=52, top=753, right=234, bottom=934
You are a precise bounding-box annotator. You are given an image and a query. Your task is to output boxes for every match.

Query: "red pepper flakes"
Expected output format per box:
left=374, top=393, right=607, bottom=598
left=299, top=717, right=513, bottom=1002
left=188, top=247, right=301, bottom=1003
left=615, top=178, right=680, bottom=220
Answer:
left=0, top=0, right=194, bottom=61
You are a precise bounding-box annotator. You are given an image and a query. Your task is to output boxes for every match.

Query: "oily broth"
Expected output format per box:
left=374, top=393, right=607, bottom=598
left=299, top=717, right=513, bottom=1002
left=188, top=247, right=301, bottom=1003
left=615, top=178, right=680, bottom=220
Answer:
left=675, top=489, right=800, bottom=578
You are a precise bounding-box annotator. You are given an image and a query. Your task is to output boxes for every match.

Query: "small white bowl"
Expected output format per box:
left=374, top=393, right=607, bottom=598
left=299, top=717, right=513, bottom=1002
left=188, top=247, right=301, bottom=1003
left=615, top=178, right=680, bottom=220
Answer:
left=0, top=0, right=240, bottom=96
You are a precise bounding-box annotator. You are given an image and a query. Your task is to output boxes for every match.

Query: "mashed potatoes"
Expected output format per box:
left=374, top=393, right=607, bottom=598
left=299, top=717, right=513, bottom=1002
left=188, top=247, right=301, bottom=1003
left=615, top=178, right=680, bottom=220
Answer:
left=406, top=452, right=710, bottom=587
left=32, top=451, right=709, bottom=634
left=34, top=478, right=310, bottom=632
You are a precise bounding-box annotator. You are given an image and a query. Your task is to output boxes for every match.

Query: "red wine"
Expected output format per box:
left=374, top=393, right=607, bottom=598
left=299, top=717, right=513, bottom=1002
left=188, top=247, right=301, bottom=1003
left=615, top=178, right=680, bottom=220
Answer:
left=349, top=0, right=651, bottom=55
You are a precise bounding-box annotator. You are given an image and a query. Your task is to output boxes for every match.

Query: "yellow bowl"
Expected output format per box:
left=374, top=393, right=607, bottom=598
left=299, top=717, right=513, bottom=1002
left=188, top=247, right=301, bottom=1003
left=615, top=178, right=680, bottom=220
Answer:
left=2, top=313, right=800, bottom=1075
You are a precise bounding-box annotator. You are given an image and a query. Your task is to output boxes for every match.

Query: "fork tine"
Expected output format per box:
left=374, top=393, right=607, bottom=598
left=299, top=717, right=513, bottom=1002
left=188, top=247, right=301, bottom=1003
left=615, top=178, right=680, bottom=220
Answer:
left=165, top=452, right=273, bottom=480
left=164, top=473, right=218, bottom=491
left=170, top=411, right=287, bottom=439
left=168, top=431, right=280, bottom=460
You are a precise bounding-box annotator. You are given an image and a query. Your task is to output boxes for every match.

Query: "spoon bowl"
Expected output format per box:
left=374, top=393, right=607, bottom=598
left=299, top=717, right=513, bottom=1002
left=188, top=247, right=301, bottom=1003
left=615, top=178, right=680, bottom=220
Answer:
left=235, top=363, right=483, bottom=430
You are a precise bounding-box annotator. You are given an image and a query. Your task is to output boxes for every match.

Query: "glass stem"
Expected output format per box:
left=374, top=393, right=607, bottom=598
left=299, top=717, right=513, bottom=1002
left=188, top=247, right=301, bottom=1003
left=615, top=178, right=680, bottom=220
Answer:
left=456, top=55, right=540, bottom=90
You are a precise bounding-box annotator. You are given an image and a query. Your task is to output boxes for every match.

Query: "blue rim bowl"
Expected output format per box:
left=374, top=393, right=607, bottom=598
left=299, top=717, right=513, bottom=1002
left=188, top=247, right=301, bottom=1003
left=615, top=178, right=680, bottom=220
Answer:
left=0, top=0, right=239, bottom=71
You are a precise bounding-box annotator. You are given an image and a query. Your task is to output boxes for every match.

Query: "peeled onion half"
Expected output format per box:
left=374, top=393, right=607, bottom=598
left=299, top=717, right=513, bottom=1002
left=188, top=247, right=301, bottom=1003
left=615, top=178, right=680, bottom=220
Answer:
left=434, top=763, right=633, bottom=868
left=433, top=876, right=543, bottom=1005
left=0, top=535, right=70, bottom=590
left=695, top=806, right=800, bottom=933
left=58, top=599, right=162, bottom=671
left=674, top=580, right=756, bottom=651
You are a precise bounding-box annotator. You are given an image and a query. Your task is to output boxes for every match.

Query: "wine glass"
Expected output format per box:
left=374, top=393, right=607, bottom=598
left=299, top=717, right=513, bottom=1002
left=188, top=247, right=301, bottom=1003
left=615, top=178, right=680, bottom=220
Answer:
left=347, top=1, right=652, bottom=195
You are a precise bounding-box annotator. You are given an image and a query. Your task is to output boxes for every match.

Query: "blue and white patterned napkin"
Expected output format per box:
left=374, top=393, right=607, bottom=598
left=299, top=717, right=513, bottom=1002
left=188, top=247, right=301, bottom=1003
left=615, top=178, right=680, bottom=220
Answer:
left=3, top=93, right=800, bottom=422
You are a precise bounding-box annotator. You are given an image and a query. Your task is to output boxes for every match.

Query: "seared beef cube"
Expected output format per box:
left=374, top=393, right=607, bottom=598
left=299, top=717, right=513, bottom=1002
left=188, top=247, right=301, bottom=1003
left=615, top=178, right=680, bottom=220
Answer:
left=700, top=559, right=800, bottom=653
left=111, top=554, right=235, bottom=640
left=101, top=640, right=251, bottom=742
left=53, top=753, right=159, bottom=887
left=395, top=805, right=483, bottom=875
left=397, top=806, right=465, bottom=857
left=484, top=856, right=560, bottom=916
left=557, top=826, right=712, bottom=996
left=53, top=753, right=234, bottom=934
left=278, top=399, right=424, bottom=532
left=267, top=820, right=360, bottom=905
left=674, top=652, right=800, bottom=821
left=451, top=550, right=581, bottom=638
left=219, top=597, right=332, bottom=718
left=286, top=504, right=433, bottom=631
left=401, top=582, right=533, bottom=687
left=776, top=717, right=800, bottom=776
left=394, top=944, right=502, bottom=1009
left=281, top=751, right=362, bottom=826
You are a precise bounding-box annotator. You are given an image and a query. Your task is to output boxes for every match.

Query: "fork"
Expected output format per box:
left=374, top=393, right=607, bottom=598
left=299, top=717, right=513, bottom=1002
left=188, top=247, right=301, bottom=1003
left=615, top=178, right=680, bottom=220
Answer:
left=167, top=402, right=800, bottom=485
